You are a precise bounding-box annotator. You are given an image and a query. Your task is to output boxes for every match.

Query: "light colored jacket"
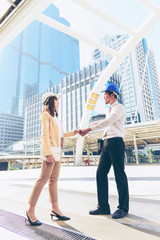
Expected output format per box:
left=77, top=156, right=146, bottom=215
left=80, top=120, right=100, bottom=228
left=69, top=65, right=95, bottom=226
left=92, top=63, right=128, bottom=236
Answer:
left=40, top=110, right=74, bottom=156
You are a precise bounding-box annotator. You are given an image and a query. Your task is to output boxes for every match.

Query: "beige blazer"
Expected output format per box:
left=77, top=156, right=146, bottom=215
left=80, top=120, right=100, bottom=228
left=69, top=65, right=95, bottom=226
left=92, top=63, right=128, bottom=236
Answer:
left=40, top=110, right=74, bottom=156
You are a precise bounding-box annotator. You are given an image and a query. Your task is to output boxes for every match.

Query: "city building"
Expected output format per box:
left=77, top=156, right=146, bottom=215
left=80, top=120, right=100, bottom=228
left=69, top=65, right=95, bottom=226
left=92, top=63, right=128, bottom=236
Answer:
left=0, top=113, right=24, bottom=151
left=0, top=4, right=80, bottom=116
left=24, top=60, right=122, bottom=140
left=92, top=34, right=160, bottom=123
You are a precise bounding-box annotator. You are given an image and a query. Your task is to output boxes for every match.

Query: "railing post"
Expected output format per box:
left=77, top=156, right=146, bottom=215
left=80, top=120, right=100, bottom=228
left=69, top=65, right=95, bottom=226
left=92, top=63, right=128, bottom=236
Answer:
left=35, top=159, right=38, bottom=169
left=8, top=160, right=10, bottom=171
left=28, top=159, right=30, bottom=169
left=133, top=134, right=139, bottom=165
left=73, top=145, right=76, bottom=166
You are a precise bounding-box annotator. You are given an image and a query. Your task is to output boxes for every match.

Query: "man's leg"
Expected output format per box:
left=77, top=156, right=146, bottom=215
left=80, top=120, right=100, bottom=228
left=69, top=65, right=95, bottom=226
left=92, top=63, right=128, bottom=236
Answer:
left=90, top=140, right=111, bottom=215
left=108, top=138, right=129, bottom=218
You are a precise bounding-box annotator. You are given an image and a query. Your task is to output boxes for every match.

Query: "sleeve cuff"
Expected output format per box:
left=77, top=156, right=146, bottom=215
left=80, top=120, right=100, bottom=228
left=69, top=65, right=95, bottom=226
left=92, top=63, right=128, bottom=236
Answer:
left=90, top=125, right=97, bottom=131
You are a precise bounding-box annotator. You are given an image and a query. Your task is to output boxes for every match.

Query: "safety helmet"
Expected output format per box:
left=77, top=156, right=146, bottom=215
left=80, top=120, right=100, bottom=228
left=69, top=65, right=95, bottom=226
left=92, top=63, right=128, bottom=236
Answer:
left=102, top=83, right=120, bottom=96
left=42, top=92, right=58, bottom=106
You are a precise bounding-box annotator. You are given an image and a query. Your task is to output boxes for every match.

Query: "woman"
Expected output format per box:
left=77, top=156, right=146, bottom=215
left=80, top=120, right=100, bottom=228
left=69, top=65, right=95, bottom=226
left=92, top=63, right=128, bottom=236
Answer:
left=26, top=92, right=79, bottom=226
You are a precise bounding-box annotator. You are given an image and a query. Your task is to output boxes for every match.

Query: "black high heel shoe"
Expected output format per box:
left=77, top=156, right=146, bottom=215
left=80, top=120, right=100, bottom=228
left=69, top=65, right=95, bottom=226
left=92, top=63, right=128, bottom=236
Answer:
left=50, top=210, right=70, bottom=221
left=25, top=211, right=42, bottom=226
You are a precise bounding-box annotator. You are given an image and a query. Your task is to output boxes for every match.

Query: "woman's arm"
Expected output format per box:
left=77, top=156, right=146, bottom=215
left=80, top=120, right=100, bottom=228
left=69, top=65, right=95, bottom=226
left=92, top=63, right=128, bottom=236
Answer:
left=64, top=129, right=80, bottom=138
left=40, top=112, right=52, bottom=156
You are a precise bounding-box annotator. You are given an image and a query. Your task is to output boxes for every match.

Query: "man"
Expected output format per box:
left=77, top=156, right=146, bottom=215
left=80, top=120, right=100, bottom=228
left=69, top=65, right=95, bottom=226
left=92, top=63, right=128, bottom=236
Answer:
left=80, top=83, right=129, bottom=219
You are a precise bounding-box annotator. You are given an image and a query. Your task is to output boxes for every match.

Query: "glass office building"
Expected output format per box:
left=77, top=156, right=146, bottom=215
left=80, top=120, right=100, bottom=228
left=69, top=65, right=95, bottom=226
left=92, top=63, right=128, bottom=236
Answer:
left=0, top=4, right=80, bottom=116
left=92, top=34, right=160, bottom=123
left=0, top=113, right=24, bottom=151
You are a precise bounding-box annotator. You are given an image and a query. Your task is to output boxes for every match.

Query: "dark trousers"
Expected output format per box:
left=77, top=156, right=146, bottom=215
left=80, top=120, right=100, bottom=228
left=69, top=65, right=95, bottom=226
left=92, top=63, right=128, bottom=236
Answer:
left=97, top=137, right=129, bottom=212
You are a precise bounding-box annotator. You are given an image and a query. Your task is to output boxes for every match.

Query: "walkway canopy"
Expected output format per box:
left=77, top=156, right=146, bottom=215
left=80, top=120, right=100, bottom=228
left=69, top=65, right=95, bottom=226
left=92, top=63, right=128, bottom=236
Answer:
left=64, top=120, right=160, bottom=164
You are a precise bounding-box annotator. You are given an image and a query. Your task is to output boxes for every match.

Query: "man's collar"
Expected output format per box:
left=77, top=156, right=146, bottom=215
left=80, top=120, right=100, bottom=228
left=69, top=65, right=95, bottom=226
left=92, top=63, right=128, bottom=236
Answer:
left=110, top=100, right=118, bottom=108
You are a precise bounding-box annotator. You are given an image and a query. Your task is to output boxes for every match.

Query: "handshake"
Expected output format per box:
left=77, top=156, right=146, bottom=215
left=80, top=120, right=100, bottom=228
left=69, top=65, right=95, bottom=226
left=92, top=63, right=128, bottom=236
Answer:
left=74, top=128, right=91, bottom=137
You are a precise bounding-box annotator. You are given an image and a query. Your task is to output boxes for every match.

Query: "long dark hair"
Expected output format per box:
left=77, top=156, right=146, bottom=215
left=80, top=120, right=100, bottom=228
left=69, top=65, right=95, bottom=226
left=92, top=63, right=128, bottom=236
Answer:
left=47, top=96, right=58, bottom=117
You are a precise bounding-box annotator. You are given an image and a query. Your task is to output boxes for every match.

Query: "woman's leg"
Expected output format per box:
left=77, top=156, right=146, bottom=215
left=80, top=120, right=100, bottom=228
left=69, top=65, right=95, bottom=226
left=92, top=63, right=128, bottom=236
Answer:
left=27, top=161, right=54, bottom=221
left=48, top=162, right=62, bottom=215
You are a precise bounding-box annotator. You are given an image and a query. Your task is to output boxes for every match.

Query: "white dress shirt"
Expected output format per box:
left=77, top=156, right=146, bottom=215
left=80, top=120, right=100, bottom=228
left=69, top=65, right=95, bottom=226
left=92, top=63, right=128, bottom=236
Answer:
left=54, top=116, right=63, bottom=146
left=91, top=101, right=126, bottom=139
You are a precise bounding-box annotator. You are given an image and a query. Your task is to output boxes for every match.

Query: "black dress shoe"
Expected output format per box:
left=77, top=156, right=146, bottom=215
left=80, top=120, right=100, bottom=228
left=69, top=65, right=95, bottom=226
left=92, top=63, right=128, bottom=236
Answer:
left=112, top=209, right=128, bottom=219
left=25, top=212, right=42, bottom=226
left=50, top=211, right=70, bottom=221
left=89, top=208, right=110, bottom=215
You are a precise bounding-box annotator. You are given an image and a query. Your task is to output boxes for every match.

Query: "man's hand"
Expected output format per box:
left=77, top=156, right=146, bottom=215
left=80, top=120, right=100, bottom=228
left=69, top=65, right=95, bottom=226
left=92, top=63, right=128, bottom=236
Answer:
left=79, top=128, right=91, bottom=136
left=47, top=154, right=55, bottom=163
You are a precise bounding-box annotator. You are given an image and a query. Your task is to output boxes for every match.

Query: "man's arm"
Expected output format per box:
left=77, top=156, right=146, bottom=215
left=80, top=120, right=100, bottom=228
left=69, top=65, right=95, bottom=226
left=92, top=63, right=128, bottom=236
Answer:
left=80, top=105, right=125, bottom=136
left=91, top=105, right=125, bottom=131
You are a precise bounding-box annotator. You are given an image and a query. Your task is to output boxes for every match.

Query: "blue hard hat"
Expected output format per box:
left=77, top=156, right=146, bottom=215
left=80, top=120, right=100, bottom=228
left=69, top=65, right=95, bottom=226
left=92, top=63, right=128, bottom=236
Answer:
left=102, top=83, right=120, bottom=95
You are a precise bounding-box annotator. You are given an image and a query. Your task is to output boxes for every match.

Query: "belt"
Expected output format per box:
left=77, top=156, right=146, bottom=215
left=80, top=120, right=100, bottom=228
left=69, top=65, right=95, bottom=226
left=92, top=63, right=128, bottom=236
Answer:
left=104, top=137, right=122, bottom=142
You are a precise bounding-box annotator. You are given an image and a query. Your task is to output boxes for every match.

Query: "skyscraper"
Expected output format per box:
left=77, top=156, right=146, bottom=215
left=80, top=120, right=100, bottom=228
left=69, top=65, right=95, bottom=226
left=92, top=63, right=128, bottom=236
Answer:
left=92, top=34, right=160, bottom=123
left=0, top=113, right=24, bottom=151
left=0, top=4, right=80, bottom=115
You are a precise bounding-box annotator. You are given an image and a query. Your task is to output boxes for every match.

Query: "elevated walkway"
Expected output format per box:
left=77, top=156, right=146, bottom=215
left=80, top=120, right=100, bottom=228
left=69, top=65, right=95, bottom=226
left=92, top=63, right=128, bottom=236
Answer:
left=0, top=165, right=160, bottom=239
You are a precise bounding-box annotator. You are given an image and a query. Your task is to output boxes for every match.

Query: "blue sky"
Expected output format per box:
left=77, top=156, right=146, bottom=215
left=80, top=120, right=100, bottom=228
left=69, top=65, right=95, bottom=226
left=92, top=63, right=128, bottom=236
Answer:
left=54, top=0, right=160, bottom=77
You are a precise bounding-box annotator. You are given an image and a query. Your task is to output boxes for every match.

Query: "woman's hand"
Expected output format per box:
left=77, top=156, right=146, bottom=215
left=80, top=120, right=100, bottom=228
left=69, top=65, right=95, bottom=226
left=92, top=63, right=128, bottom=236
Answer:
left=74, top=129, right=81, bottom=135
left=47, top=155, right=55, bottom=163
left=61, top=137, right=64, bottom=148
left=79, top=128, right=91, bottom=136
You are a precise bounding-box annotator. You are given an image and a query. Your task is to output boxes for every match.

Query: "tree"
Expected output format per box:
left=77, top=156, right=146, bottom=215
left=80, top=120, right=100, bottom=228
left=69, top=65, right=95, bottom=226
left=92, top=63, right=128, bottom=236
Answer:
left=147, top=148, right=157, bottom=163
